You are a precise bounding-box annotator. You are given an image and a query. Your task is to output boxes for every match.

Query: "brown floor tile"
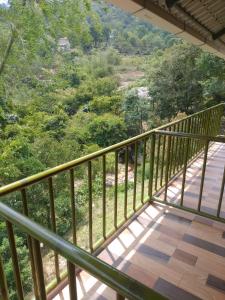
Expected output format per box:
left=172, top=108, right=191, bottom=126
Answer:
left=137, top=244, right=170, bottom=263
left=183, top=233, right=225, bottom=257
left=206, top=274, right=225, bottom=294
left=154, top=278, right=201, bottom=300
left=125, top=263, right=157, bottom=288
left=155, top=223, right=184, bottom=240
left=194, top=215, right=214, bottom=226
left=172, top=248, right=198, bottom=266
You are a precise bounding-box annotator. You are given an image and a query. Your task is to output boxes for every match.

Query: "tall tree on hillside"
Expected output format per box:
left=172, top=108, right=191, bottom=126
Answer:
left=148, top=43, right=204, bottom=119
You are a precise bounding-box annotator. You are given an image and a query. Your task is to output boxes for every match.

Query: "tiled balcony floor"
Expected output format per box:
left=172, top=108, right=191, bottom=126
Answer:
left=158, top=142, right=225, bottom=216
left=51, top=142, right=225, bottom=300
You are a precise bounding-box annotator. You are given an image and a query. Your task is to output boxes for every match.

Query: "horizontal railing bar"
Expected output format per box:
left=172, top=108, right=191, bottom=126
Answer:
left=0, top=103, right=224, bottom=197
left=155, top=130, right=225, bottom=143
left=159, top=103, right=224, bottom=130
left=0, top=202, right=166, bottom=300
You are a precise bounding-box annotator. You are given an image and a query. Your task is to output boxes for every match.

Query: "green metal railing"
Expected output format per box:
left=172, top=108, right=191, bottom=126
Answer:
left=0, top=202, right=166, bottom=300
left=0, top=103, right=224, bottom=299
left=152, top=130, right=225, bottom=221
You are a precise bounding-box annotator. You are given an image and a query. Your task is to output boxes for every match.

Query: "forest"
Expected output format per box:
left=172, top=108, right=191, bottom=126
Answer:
left=1, top=0, right=225, bottom=298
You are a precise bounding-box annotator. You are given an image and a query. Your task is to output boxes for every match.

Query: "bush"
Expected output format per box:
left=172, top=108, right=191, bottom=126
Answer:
left=88, top=113, right=127, bottom=147
left=105, top=48, right=121, bottom=65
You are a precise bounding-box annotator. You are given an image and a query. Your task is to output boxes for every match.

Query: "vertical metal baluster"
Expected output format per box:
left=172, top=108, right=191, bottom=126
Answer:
left=193, top=116, right=198, bottom=155
left=209, top=110, right=212, bottom=135
left=160, top=134, right=166, bottom=187
left=173, top=123, right=178, bottom=174
left=148, top=134, right=156, bottom=201
left=177, top=122, right=182, bottom=171
left=219, top=106, right=224, bottom=134
left=192, top=117, right=196, bottom=158
left=70, top=169, right=77, bottom=245
left=21, top=189, right=39, bottom=299
left=164, top=135, right=171, bottom=202
left=217, top=165, right=225, bottom=218
left=141, top=139, right=147, bottom=204
left=88, top=161, right=93, bottom=252
left=180, top=120, right=191, bottom=206
left=0, top=254, right=9, bottom=300
left=180, top=122, right=185, bottom=169
left=32, top=238, right=47, bottom=300
left=211, top=110, right=215, bottom=135
left=48, top=177, right=60, bottom=282
left=198, top=140, right=209, bottom=211
left=203, top=111, right=209, bottom=135
left=102, top=155, right=106, bottom=240
left=6, top=221, right=24, bottom=300
left=67, top=261, right=77, bottom=300
left=114, top=151, right=118, bottom=229
left=216, top=108, right=218, bottom=134
left=176, top=123, right=181, bottom=171
left=216, top=108, right=220, bottom=135
left=189, top=118, right=194, bottom=158
left=133, top=142, right=138, bottom=211
left=197, top=115, right=201, bottom=151
left=169, top=125, right=175, bottom=179
left=155, top=135, right=161, bottom=191
left=124, top=146, right=128, bottom=220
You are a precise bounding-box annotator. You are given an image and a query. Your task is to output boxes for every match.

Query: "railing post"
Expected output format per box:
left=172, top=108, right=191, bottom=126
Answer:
left=88, top=161, right=93, bottom=253
left=48, top=177, right=60, bottom=283
left=198, top=140, right=209, bottom=211
left=160, top=134, right=166, bottom=186
left=148, top=133, right=156, bottom=201
left=67, top=261, right=77, bottom=300
left=0, top=254, right=9, bottom=300
left=114, top=151, right=118, bottom=229
left=70, top=169, right=77, bottom=245
left=124, top=146, right=129, bottom=220
left=6, top=221, right=24, bottom=300
left=102, top=155, right=106, bottom=240
left=141, top=139, right=147, bottom=204
left=32, top=238, right=47, bottom=300
left=133, top=142, right=138, bottom=211
left=164, top=135, right=171, bottom=202
left=155, top=135, right=161, bottom=191
left=180, top=119, right=191, bottom=206
left=21, top=189, right=39, bottom=300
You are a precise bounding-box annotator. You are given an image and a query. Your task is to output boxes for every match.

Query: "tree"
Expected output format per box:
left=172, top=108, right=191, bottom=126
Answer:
left=88, top=113, right=127, bottom=147
left=122, top=88, right=150, bottom=136
left=89, top=94, right=121, bottom=114
left=148, top=43, right=205, bottom=119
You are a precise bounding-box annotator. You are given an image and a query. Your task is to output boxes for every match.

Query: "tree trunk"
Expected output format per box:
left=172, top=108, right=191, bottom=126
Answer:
left=0, top=24, right=16, bottom=77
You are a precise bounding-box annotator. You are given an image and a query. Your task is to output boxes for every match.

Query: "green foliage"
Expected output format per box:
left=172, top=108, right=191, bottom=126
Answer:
left=122, top=88, right=151, bottom=136
left=1, top=1, right=225, bottom=298
left=88, top=113, right=127, bottom=147
left=0, top=234, right=32, bottom=300
left=148, top=43, right=225, bottom=120
left=89, top=95, right=121, bottom=114
left=148, top=43, right=204, bottom=119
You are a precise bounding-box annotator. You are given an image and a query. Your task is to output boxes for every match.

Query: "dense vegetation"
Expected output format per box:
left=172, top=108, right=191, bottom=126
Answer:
left=1, top=0, right=225, bottom=298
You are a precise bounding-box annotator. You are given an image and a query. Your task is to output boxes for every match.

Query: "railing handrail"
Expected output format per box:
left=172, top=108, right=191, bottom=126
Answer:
left=0, top=202, right=166, bottom=300
left=0, top=103, right=224, bottom=196
left=155, top=130, right=225, bottom=143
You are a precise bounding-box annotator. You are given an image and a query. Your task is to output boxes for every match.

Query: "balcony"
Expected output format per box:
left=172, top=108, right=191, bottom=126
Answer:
left=0, top=103, right=225, bottom=300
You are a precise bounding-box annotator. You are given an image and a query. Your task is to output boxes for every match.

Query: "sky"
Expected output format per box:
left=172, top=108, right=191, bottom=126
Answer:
left=0, top=0, right=8, bottom=5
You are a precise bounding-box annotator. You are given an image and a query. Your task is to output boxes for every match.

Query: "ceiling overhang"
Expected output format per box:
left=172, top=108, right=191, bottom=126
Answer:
left=107, top=0, right=225, bottom=60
